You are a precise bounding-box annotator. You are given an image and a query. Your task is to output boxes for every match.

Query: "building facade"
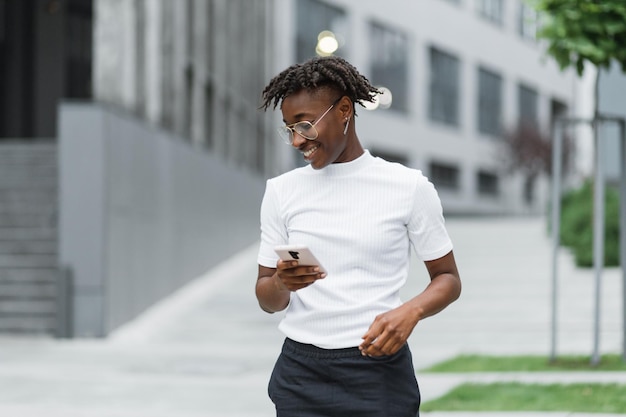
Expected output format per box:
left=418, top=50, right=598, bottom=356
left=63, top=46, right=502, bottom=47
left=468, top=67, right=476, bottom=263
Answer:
left=92, top=0, right=583, bottom=215
left=0, top=0, right=584, bottom=214
left=93, top=0, right=278, bottom=176
left=269, top=0, right=580, bottom=214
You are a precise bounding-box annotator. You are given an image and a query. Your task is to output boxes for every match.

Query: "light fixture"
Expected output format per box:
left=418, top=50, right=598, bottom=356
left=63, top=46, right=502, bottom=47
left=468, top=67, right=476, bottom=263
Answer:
left=316, top=30, right=339, bottom=56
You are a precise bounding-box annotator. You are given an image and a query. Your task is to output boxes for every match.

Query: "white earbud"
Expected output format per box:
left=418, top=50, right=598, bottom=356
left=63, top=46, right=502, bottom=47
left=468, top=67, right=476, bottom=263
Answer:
left=343, top=116, right=350, bottom=135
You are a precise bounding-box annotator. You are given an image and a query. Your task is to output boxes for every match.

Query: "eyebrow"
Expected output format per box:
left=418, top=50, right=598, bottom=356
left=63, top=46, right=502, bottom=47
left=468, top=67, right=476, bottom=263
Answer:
left=282, top=111, right=315, bottom=125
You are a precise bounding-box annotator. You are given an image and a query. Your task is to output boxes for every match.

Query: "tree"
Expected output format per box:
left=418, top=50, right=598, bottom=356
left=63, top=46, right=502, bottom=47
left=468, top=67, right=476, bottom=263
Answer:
left=528, top=0, right=626, bottom=364
left=502, top=123, right=573, bottom=206
left=532, top=0, right=626, bottom=76
left=503, top=124, right=573, bottom=179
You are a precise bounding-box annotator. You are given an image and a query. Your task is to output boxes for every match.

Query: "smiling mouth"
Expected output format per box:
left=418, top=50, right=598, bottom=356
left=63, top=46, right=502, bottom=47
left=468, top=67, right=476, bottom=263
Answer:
left=302, top=145, right=319, bottom=159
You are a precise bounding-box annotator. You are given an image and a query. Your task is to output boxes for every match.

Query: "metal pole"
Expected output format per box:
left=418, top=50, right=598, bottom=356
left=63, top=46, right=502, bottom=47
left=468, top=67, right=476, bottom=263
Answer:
left=591, top=120, right=605, bottom=366
left=550, top=120, right=563, bottom=362
left=620, top=120, right=626, bottom=363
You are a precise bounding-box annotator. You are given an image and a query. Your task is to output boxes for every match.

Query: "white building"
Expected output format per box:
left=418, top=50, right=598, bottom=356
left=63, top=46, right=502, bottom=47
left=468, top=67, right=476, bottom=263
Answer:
left=269, top=0, right=581, bottom=214
left=93, top=0, right=583, bottom=215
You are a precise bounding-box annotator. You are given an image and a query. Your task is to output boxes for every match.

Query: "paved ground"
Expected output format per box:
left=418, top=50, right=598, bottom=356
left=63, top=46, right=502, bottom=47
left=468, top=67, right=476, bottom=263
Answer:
left=0, top=216, right=624, bottom=416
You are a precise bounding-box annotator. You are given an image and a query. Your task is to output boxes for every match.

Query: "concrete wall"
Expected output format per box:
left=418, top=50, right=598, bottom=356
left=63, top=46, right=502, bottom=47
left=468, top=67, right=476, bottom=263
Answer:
left=58, top=103, right=264, bottom=337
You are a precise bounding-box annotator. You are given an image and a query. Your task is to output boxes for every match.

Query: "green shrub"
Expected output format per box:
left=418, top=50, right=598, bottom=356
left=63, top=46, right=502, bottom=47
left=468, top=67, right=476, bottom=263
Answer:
left=559, top=180, right=620, bottom=267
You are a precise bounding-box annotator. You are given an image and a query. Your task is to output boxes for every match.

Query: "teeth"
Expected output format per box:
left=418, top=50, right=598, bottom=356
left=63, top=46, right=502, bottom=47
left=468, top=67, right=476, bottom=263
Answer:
left=303, top=146, right=318, bottom=158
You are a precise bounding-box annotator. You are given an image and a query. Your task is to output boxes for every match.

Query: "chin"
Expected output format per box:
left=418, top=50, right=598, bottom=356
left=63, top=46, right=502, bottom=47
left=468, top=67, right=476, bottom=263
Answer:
left=310, top=162, right=325, bottom=170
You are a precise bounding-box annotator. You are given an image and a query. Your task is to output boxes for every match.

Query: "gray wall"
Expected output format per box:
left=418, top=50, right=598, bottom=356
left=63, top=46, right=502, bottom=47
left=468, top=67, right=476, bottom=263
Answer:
left=58, top=103, right=264, bottom=337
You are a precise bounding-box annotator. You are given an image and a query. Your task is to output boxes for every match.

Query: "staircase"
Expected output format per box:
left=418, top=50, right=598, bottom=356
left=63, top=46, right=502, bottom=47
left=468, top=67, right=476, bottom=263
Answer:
left=0, top=142, right=61, bottom=336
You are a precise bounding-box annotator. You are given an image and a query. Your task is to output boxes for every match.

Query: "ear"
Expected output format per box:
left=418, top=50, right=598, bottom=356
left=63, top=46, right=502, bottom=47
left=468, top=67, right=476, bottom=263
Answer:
left=337, top=96, right=353, bottom=120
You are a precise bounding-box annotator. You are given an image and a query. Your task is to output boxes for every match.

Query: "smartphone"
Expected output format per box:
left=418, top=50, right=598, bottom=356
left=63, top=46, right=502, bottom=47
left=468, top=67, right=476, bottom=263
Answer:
left=274, top=245, right=326, bottom=273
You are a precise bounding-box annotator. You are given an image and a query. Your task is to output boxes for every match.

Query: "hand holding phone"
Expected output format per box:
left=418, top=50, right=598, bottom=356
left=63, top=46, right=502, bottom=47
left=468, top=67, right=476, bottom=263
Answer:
left=274, top=245, right=327, bottom=273
left=273, top=245, right=327, bottom=291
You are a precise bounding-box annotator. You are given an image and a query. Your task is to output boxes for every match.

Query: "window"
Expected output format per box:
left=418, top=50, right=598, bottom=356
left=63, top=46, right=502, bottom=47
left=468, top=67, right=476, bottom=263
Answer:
left=370, top=148, right=408, bottom=166
left=519, top=1, right=538, bottom=40
left=477, top=66, right=502, bottom=137
left=296, top=0, right=347, bottom=62
left=477, top=170, right=499, bottom=196
left=550, top=99, right=567, bottom=128
left=0, top=0, right=6, bottom=44
left=549, top=98, right=567, bottom=140
left=368, top=21, right=409, bottom=113
left=65, top=0, right=93, bottom=99
left=477, top=0, right=503, bottom=24
left=518, top=83, right=538, bottom=128
left=429, top=47, right=460, bottom=126
left=429, top=161, right=460, bottom=190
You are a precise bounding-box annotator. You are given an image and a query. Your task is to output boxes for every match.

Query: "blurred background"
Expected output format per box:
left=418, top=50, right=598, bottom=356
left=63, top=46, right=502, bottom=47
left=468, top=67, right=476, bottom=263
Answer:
left=0, top=0, right=623, bottom=340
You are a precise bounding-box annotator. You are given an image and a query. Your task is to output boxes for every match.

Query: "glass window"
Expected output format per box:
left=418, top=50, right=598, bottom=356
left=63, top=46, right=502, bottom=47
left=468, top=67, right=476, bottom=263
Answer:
left=296, top=0, right=347, bottom=62
left=65, top=0, right=93, bottom=99
left=429, top=161, right=460, bottom=190
left=477, top=170, right=499, bottom=196
left=519, top=1, right=538, bottom=40
left=370, top=148, right=408, bottom=166
left=518, top=83, right=538, bottom=128
left=550, top=98, right=567, bottom=134
left=477, top=66, right=502, bottom=137
left=477, top=0, right=503, bottom=24
left=368, top=21, right=409, bottom=113
left=0, top=0, right=6, bottom=44
left=429, top=47, right=460, bottom=126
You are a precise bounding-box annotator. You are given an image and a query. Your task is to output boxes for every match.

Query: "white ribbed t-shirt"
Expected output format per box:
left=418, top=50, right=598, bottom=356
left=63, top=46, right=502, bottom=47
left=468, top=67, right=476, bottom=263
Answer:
left=257, top=150, right=453, bottom=349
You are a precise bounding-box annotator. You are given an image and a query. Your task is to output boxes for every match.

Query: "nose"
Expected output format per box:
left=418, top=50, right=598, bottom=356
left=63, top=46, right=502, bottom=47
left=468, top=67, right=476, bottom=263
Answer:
left=291, top=131, right=307, bottom=148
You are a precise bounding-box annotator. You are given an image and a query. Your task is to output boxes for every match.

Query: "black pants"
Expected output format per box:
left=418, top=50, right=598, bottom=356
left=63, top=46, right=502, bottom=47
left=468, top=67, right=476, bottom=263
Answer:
left=268, top=338, right=420, bottom=417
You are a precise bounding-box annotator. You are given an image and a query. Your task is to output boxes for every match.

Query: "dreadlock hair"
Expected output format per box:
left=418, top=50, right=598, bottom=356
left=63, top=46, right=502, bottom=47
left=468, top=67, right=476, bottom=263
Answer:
left=260, top=55, right=381, bottom=116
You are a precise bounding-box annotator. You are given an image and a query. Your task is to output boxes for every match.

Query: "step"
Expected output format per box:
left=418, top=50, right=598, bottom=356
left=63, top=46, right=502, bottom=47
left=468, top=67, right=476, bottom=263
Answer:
left=0, top=228, right=57, bottom=240
left=0, top=165, right=57, bottom=178
left=0, top=188, right=58, bottom=202
left=0, top=144, right=57, bottom=158
left=0, top=213, right=57, bottom=228
left=0, top=175, right=58, bottom=188
left=0, top=315, right=56, bottom=334
left=0, top=268, right=60, bottom=283
left=0, top=202, right=58, bottom=216
left=0, top=241, right=57, bottom=255
left=0, top=254, right=58, bottom=268
left=0, top=299, right=56, bottom=314
left=0, top=281, right=57, bottom=299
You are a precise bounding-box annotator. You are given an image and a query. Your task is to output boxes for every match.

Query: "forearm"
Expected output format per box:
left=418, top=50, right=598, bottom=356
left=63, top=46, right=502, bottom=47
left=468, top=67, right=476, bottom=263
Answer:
left=256, top=273, right=291, bottom=313
left=405, top=272, right=461, bottom=321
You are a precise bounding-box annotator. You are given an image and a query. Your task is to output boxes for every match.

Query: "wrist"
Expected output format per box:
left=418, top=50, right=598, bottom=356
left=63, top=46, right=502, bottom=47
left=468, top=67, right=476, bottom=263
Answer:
left=273, top=272, right=288, bottom=292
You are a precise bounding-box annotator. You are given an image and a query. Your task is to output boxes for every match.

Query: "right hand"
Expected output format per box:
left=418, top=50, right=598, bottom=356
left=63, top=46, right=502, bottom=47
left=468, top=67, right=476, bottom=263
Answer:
left=275, top=259, right=326, bottom=292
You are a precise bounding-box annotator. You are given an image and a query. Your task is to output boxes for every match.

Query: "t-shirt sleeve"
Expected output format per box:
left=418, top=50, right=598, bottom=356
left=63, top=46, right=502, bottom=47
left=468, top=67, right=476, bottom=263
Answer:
left=257, top=179, right=288, bottom=268
left=407, top=174, right=453, bottom=261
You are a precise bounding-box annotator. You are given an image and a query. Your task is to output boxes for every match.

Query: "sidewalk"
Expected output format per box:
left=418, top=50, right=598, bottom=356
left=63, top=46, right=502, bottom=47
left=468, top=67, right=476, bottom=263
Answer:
left=0, top=216, right=623, bottom=416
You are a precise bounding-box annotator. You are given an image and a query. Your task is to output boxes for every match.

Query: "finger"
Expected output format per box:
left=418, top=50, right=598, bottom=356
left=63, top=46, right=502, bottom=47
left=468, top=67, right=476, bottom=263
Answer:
left=359, top=331, right=379, bottom=354
left=277, top=260, right=299, bottom=270
left=361, top=342, right=384, bottom=357
left=360, top=332, right=376, bottom=349
left=376, top=337, right=399, bottom=356
left=291, top=265, right=323, bottom=276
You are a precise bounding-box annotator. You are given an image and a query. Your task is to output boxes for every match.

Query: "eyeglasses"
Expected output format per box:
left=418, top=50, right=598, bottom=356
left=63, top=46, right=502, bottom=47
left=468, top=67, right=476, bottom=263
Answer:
left=277, top=97, right=342, bottom=145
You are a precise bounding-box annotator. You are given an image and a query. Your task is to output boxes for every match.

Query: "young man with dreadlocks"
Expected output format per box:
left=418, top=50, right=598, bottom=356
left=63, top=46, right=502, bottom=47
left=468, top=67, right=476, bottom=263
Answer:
left=256, top=55, right=461, bottom=417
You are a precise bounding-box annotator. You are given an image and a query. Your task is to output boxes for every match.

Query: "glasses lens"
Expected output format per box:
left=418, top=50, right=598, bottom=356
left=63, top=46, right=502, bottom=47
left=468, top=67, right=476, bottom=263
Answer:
left=293, top=122, right=317, bottom=140
left=277, top=126, right=293, bottom=144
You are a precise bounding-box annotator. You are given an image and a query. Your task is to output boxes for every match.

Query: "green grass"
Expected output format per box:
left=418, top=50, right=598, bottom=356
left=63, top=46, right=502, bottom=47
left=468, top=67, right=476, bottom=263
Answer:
left=420, top=382, right=626, bottom=413
left=421, top=353, right=626, bottom=372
